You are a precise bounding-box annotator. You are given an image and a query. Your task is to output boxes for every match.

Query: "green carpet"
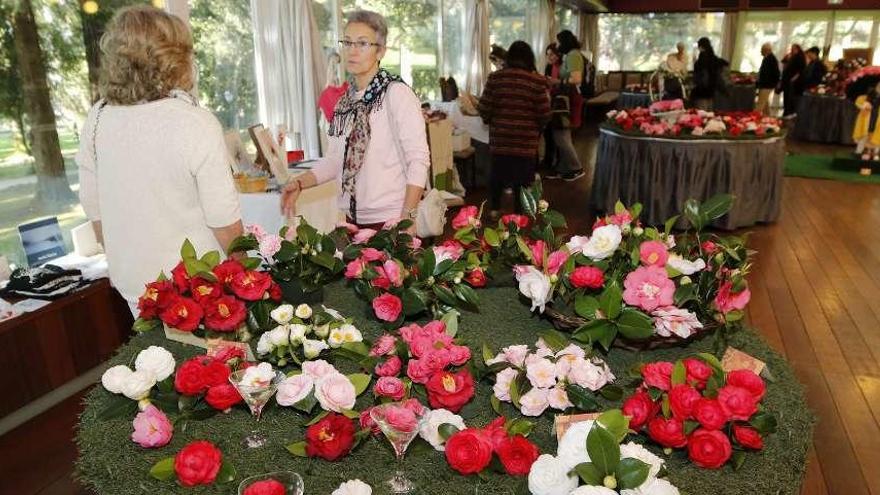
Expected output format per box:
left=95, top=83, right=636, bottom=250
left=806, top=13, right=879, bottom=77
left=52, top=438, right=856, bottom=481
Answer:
left=76, top=283, right=814, bottom=495
left=784, top=153, right=880, bottom=184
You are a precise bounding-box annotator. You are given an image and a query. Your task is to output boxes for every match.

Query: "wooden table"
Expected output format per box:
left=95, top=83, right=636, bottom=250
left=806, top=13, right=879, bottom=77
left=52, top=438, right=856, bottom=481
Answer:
left=0, top=279, right=132, bottom=417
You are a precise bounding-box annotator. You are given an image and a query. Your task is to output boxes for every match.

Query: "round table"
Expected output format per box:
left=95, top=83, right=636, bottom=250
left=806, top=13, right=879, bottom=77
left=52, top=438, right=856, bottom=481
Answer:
left=792, top=93, right=857, bottom=145
left=77, top=284, right=813, bottom=495
left=592, top=126, right=785, bottom=230
left=617, top=91, right=652, bottom=110
left=715, top=84, right=756, bottom=112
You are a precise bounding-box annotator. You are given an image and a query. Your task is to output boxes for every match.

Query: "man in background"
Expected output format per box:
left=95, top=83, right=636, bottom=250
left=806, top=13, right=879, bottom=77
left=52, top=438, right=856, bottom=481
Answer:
left=803, top=46, right=827, bottom=89
left=757, top=43, right=780, bottom=115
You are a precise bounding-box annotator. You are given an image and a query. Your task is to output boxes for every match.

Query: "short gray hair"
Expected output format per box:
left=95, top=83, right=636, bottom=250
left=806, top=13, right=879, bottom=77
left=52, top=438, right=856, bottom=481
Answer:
left=345, top=10, right=388, bottom=46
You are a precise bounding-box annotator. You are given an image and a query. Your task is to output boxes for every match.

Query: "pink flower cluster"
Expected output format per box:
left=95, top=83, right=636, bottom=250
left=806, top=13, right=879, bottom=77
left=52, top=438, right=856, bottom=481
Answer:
left=649, top=98, right=684, bottom=113
left=607, top=108, right=781, bottom=138
left=400, top=321, right=471, bottom=384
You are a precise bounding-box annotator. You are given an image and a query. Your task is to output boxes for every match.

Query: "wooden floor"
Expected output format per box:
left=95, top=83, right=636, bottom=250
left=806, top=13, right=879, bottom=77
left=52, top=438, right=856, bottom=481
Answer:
left=1, top=129, right=879, bottom=495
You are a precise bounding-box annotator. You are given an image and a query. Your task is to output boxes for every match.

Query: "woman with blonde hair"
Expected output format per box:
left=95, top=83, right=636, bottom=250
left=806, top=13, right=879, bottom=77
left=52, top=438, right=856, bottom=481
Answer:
left=77, top=5, right=242, bottom=311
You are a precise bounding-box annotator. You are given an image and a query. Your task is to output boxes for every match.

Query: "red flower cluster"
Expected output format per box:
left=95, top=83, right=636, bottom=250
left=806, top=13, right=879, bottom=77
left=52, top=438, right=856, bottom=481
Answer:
left=445, top=417, right=540, bottom=476
left=622, top=358, right=770, bottom=469
left=174, top=353, right=245, bottom=411
left=606, top=107, right=782, bottom=139
left=137, top=258, right=280, bottom=333
left=173, top=440, right=223, bottom=487
left=305, top=413, right=356, bottom=461
left=399, top=321, right=474, bottom=412
left=242, top=479, right=286, bottom=495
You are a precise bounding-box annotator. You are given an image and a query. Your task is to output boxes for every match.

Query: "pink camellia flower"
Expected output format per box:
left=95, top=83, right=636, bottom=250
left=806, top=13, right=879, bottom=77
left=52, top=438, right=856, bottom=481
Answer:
left=446, top=345, right=471, bottom=366
left=375, top=355, right=403, bottom=377
left=314, top=372, right=357, bottom=412
left=246, top=224, right=268, bottom=239
left=410, top=237, right=423, bottom=250
left=623, top=265, right=675, bottom=312
left=383, top=404, right=420, bottom=433
left=371, top=266, right=391, bottom=290
left=714, top=281, right=751, bottom=314
left=402, top=398, right=426, bottom=415
left=344, top=258, right=365, bottom=279
left=383, top=259, right=404, bottom=287
left=608, top=211, right=632, bottom=226
left=360, top=248, right=385, bottom=262
left=275, top=374, right=315, bottom=406
left=352, top=229, right=377, bottom=244
left=651, top=306, right=704, bottom=339
left=258, top=234, right=282, bottom=259
left=372, top=293, right=402, bottom=322
left=639, top=240, right=669, bottom=267
left=131, top=405, right=173, bottom=448
left=360, top=407, right=381, bottom=435
left=530, top=240, right=546, bottom=268
left=369, top=334, right=398, bottom=357
left=546, top=250, right=568, bottom=276
left=433, top=240, right=464, bottom=263
left=406, top=358, right=434, bottom=384
left=452, top=205, right=480, bottom=230
left=302, top=359, right=336, bottom=380
left=374, top=376, right=406, bottom=401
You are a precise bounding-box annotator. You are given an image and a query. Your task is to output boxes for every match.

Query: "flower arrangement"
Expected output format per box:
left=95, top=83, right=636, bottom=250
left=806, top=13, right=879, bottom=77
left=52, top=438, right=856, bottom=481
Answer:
left=101, top=345, right=176, bottom=403
left=605, top=108, right=781, bottom=139
left=255, top=303, right=364, bottom=365
left=173, top=351, right=252, bottom=412
left=429, top=415, right=542, bottom=477
left=484, top=336, right=617, bottom=417
left=528, top=410, right=680, bottom=495
left=275, top=359, right=371, bottom=416
left=648, top=99, right=684, bottom=114
left=148, top=440, right=236, bottom=487
left=621, top=355, right=775, bottom=469
left=730, top=72, right=756, bottom=86
left=514, top=196, right=752, bottom=351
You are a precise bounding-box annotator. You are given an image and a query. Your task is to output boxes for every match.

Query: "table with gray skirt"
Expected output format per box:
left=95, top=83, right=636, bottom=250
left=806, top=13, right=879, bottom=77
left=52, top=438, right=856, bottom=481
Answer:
left=617, top=92, right=652, bottom=109
left=714, top=84, right=756, bottom=112
left=791, top=93, right=857, bottom=145
left=591, top=127, right=785, bottom=230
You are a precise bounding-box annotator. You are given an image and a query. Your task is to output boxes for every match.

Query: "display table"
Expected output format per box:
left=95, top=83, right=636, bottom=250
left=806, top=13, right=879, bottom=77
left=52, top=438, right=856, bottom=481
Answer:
left=77, top=284, right=813, bottom=495
left=592, top=127, right=784, bottom=229
left=617, top=91, right=651, bottom=110
left=715, top=84, right=756, bottom=112
left=0, top=279, right=132, bottom=417
left=792, top=94, right=857, bottom=145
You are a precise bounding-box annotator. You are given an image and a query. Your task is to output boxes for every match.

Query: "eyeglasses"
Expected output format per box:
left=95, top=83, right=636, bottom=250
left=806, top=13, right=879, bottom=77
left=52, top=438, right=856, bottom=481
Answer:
left=338, top=40, right=382, bottom=52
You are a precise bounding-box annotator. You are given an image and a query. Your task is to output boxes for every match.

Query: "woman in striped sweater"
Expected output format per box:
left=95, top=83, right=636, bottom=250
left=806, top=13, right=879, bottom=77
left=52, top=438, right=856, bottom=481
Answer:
left=478, top=41, right=551, bottom=217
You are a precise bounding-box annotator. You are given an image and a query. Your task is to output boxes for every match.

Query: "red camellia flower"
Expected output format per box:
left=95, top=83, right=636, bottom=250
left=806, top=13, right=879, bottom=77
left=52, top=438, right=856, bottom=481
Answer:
left=171, top=262, right=191, bottom=293
left=726, top=369, right=766, bottom=401
left=359, top=407, right=381, bottom=436
left=202, top=358, right=232, bottom=388
left=647, top=417, right=688, bottom=448
left=159, top=297, right=203, bottom=332
left=683, top=358, right=713, bottom=389
left=732, top=424, right=764, bottom=450
left=692, top=398, right=729, bottom=430
left=189, top=277, right=224, bottom=303
left=243, top=479, right=286, bottom=495
left=496, top=434, right=540, bottom=476
left=570, top=266, right=605, bottom=289
left=701, top=240, right=718, bottom=254
left=305, top=413, right=356, bottom=461
left=175, top=357, right=209, bottom=396
left=622, top=389, right=658, bottom=430
left=482, top=416, right=508, bottom=450
left=212, top=259, right=245, bottom=286
left=668, top=384, right=702, bottom=419
left=465, top=268, right=488, bottom=288
left=372, top=293, right=403, bottom=322
left=500, top=214, right=529, bottom=229
left=268, top=282, right=282, bottom=302
left=717, top=385, right=759, bottom=420
left=230, top=270, right=272, bottom=301
left=203, top=295, right=247, bottom=332
left=137, top=280, right=176, bottom=319
left=173, top=440, right=223, bottom=487
left=642, top=361, right=674, bottom=391
left=205, top=383, right=243, bottom=411
left=425, top=369, right=475, bottom=413
left=444, top=428, right=494, bottom=474
left=687, top=428, right=733, bottom=469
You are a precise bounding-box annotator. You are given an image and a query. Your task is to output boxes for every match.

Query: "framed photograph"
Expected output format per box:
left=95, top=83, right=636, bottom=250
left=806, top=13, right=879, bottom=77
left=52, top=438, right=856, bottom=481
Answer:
left=248, top=124, right=288, bottom=183
left=18, top=217, right=66, bottom=266
left=224, top=129, right=254, bottom=173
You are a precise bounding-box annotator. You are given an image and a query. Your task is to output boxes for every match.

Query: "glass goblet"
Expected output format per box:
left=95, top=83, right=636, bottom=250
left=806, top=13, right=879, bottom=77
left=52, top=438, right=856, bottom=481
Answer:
left=237, top=471, right=304, bottom=495
left=229, top=368, right=285, bottom=448
left=370, top=401, right=427, bottom=494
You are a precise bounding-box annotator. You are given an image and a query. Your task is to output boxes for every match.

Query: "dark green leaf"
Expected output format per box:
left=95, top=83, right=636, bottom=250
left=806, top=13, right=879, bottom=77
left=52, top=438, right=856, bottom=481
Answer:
left=683, top=199, right=705, bottom=231
left=438, top=423, right=461, bottom=441
left=749, top=411, right=778, bottom=435
left=226, top=235, right=259, bottom=254
left=684, top=420, right=700, bottom=435
left=599, top=284, right=623, bottom=320
left=575, top=462, right=603, bottom=485
left=418, top=248, right=436, bottom=281
left=572, top=319, right=618, bottom=351
left=312, top=251, right=337, bottom=270
left=490, top=394, right=502, bottom=415
left=433, top=285, right=459, bottom=307
left=732, top=451, right=747, bottom=471
left=616, top=309, right=654, bottom=340
left=306, top=410, right=330, bottom=426
left=292, top=393, right=318, bottom=414
left=673, top=284, right=698, bottom=307
left=241, top=257, right=262, bottom=270
left=148, top=457, right=175, bottom=481
left=509, top=373, right=523, bottom=408
left=597, top=409, right=629, bottom=442
left=586, top=423, right=620, bottom=476
left=453, top=284, right=481, bottom=309
left=401, top=287, right=428, bottom=316
left=598, top=384, right=624, bottom=402
left=664, top=215, right=680, bottom=234
left=537, top=329, right=570, bottom=353
left=543, top=209, right=567, bottom=228
left=574, top=294, right=600, bottom=320
left=97, top=395, right=138, bottom=420
left=616, top=457, right=650, bottom=489
left=567, top=384, right=601, bottom=412
left=216, top=461, right=236, bottom=484
left=701, top=194, right=735, bottom=221
left=519, top=188, right=537, bottom=217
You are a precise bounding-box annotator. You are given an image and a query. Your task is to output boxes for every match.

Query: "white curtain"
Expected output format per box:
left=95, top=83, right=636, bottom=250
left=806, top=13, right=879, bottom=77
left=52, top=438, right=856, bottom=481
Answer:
left=527, top=0, right=555, bottom=71
left=720, top=12, right=739, bottom=63
left=464, top=0, right=490, bottom=95
left=251, top=0, right=326, bottom=159
left=579, top=13, right=599, bottom=64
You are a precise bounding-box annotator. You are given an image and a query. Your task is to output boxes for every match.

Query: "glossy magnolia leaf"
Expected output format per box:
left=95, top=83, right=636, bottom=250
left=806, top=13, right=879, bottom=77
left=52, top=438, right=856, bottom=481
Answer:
left=597, top=409, right=629, bottom=442
left=598, top=384, right=624, bottom=402
left=97, top=395, right=138, bottom=421
left=567, top=384, right=601, bottom=412
left=671, top=360, right=687, bottom=386
left=312, top=251, right=337, bottom=270
left=519, top=188, right=537, bottom=217
left=575, top=462, right=603, bottom=485
left=216, top=461, right=236, bottom=484
left=438, top=422, right=462, bottom=441
left=418, top=248, right=436, bottom=281
left=286, top=441, right=308, bottom=457
left=701, top=193, right=735, bottom=221
left=683, top=199, right=705, bottom=231
left=149, top=457, right=175, bottom=481
left=453, top=284, right=480, bottom=309
left=573, top=319, right=617, bottom=351
left=200, top=250, right=221, bottom=268
left=673, top=284, right=698, bottom=307
left=537, top=329, right=570, bottom=353
left=586, top=423, right=620, bottom=476
left=347, top=374, right=371, bottom=396
left=616, top=309, right=654, bottom=340
left=504, top=418, right=534, bottom=437
left=616, top=457, right=650, bottom=490
left=574, top=294, right=600, bottom=320
left=434, top=259, right=454, bottom=276
left=180, top=239, right=197, bottom=260
left=432, top=285, right=459, bottom=307
left=599, top=284, right=623, bottom=320
left=749, top=411, right=778, bottom=435
left=401, top=287, right=428, bottom=317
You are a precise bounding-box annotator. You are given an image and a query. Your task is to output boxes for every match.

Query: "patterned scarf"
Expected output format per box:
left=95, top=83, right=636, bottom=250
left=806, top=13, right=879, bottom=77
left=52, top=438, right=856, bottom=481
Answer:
left=328, top=68, right=402, bottom=222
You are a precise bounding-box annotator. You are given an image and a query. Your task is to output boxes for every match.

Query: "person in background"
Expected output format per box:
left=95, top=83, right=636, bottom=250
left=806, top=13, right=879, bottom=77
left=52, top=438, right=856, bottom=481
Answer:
left=490, top=44, right=507, bottom=72
left=76, top=6, right=243, bottom=313
left=778, top=43, right=806, bottom=116
left=756, top=43, right=780, bottom=115
left=542, top=43, right=562, bottom=173
left=550, top=29, right=585, bottom=181
left=803, top=46, right=827, bottom=90
left=478, top=41, right=551, bottom=218
left=662, top=42, right=688, bottom=100
left=666, top=42, right=688, bottom=76
left=692, top=37, right=724, bottom=110
left=281, top=10, right=429, bottom=230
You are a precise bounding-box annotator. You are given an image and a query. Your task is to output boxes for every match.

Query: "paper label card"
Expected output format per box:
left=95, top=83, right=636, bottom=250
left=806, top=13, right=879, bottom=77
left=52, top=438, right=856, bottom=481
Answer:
left=721, top=347, right=766, bottom=375
left=554, top=412, right=601, bottom=439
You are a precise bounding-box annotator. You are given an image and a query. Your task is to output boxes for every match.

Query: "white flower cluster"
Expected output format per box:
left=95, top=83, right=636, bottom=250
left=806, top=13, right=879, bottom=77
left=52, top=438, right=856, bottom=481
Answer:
left=489, top=340, right=615, bottom=417
left=101, top=346, right=175, bottom=401
left=256, top=304, right=362, bottom=360
left=276, top=359, right=357, bottom=413
left=332, top=479, right=372, bottom=495
left=528, top=421, right=679, bottom=495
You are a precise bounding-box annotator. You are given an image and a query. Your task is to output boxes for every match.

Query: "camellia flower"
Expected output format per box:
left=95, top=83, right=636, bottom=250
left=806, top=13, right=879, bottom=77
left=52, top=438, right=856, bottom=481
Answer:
left=433, top=240, right=465, bottom=263
left=714, top=281, right=751, bottom=314
left=188, top=277, right=223, bottom=303
left=666, top=254, right=706, bottom=275
left=131, top=405, right=173, bottom=448
left=303, top=338, right=330, bottom=359
left=314, top=372, right=357, bottom=412
left=419, top=408, right=466, bottom=451
left=526, top=358, right=557, bottom=389
left=580, top=225, right=623, bottom=261
left=623, top=265, right=675, bottom=312
left=514, top=265, right=552, bottom=313
left=527, top=454, right=579, bottom=495
left=493, top=367, right=519, bottom=401
left=134, top=346, right=176, bottom=382
left=159, top=297, right=203, bottom=332
left=451, top=205, right=480, bottom=230
left=276, top=374, right=315, bottom=406
left=639, top=240, right=669, bottom=267
left=331, top=479, right=372, bottom=495
left=258, top=234, right=282, bottom=259
left=519, top=387, right=550, bottom=417
left=230, top=270, right=272, bottom=301
left=295, top=304, right=313, bottom=319
left=136, top=280, right=176, bottom=319
left=651, top=306, right=703, bottom=339
left=240, top=362, right=275, bottom=389
left=102, top=365, right=134, bottom=394
left=121, top=370, right=156, bottom=401
left=202, top=295, right=247, bottom=332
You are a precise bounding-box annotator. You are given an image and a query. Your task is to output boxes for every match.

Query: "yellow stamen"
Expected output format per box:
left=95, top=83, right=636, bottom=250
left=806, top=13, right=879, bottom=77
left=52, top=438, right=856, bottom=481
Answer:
left=442, top=374, right=457, bottom=392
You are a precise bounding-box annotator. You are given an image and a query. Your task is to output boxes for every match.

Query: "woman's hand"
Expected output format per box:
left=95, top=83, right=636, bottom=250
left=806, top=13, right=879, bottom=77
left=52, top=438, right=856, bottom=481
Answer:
left=281, top=179, right=302, bottom=217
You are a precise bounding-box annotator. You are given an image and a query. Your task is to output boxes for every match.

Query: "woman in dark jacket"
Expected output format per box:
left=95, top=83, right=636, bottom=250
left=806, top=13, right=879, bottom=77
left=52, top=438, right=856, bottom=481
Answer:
left=692, top=37, right=724, bottom=110
left=779, top=44, right=806, bottom=116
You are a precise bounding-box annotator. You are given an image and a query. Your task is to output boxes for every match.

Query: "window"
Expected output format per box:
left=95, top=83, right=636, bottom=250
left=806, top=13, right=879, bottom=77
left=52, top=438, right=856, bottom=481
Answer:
left=736, top=11, right=829, bottom=72
left=489, top=0, right=527, bottom=51
left=828, top=15, right=875, bottom=61
left=598, top=12, right=724, bottom=72
left=440, top=0, right=468, bottom=85
left=554, top=3, right=578, bottom=34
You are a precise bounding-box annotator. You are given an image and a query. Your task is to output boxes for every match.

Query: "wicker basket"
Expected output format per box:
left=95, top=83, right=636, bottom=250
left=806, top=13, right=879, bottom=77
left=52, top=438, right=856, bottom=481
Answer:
left=543, top=306, right=715, bottom=352
left=234, top=174, right=269, bottom=193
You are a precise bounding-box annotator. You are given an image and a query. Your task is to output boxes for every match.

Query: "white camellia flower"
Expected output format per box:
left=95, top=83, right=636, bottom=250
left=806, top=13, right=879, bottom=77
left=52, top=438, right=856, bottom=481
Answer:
left=514, top=266, right=552, bottom=313
left=313, top=323, right=331, bottom=339
left=329, top=324, right=363, bottom=348
left=289, top=324, right=310, bottom=345
left=134, top=346, right=176, bottom=381
left=567, top=358, right=613, bottom=391
left=581, top=225, right=622, bottom=261
left=314, top=372, right=356, bottom=412
left=241, top=362, right=275, bottom=389
left=571, top=486, right=617, bottom=495
left=547, top=386, right=573, bottom=410
left=527, top=454, right=579, bottom=495
left=620, top=477, right=680, bottom=495
left=419, top=408, right=467, bottom=451
left=651, top=306, right=703, bottom=339
left=268, top=325, right=291, bottom=347
left=557, top=420, right=595, bottom=470
left=101, top=365, right=133, bottom=394
left=666, top=254, right=706, bottom=275
left=526, top=358, right=558, bottom=389
left=620, top=442, right=665, bottom=481
left=256, top=332, right=273, bottom=355
left=494, top=367, right=519, bottom=401
left=303, top=338, right=330, bottom=359
left=519, top=387, right=550, bottom=417
left=270, top=304, right=294, bottom=324
left=328, top=328, right=346, bottom=348
left=331, top=479, right=372, bottom=495
left=121, top=370, right=156, bottom=400
left=295, top=304, right=313, bottom=319
left=276, top=373, right=315, bottom=406
left=565, top=235, right=591, bottom=254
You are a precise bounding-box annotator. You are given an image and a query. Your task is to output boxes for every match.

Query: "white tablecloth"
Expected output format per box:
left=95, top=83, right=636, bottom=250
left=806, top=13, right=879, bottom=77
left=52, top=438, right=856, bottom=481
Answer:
left=431, top=101, right=489, bottom=144
left=239, top=172, right=341, bottom=234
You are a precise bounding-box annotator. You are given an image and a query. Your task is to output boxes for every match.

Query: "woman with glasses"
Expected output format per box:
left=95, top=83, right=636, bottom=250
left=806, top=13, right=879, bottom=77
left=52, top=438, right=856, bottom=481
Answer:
left=281, top=10, right=429, bottom=231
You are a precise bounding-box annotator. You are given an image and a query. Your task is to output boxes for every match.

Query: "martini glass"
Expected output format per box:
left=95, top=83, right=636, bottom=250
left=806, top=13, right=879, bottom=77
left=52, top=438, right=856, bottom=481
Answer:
left=237, top=471, right=304, bottom=495
left=370, top=402, right=427, bottom=494
left=229, top=368, right=285, bottom=448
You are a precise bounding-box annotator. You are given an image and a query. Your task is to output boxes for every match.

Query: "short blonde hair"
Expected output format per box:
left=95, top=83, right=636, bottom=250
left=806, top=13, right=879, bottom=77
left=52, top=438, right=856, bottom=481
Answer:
left=99, top=6, right=193, bottom=105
